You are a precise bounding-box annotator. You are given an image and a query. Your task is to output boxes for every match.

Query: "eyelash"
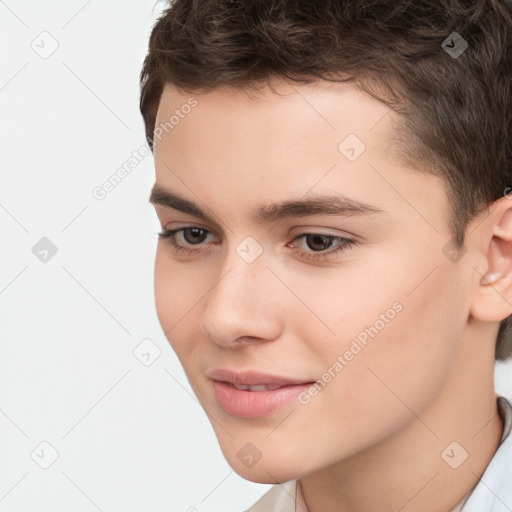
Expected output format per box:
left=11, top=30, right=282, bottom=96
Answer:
left=157, top=227, right=357, bottom=261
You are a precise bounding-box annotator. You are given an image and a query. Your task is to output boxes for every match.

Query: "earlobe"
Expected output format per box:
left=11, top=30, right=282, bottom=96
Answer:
left=479, top=271, right=502, bottom=285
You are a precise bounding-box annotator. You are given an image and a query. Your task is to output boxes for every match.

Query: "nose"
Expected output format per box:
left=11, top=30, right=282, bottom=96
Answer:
left=200, top=242, right=283, bottom=348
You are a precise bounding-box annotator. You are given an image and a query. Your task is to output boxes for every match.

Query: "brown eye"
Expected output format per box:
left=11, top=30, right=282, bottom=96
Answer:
left=289, top=233, right=357, bottom=262
left=181, top=227, right=209, bottom=245
left=303, top=234, right=337, bottom=251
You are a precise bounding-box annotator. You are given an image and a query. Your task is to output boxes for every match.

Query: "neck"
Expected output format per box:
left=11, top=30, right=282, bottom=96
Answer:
left=298, top=324, right=504, bottom=512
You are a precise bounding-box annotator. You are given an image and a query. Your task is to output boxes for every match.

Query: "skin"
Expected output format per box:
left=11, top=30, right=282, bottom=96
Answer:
left=150, top=78, right=509, bottom=512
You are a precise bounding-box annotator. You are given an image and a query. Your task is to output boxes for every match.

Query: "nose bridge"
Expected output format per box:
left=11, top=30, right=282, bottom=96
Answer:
left=217, top=234, right=270, bottom=300
left=201, top=236, right=281, bottom=345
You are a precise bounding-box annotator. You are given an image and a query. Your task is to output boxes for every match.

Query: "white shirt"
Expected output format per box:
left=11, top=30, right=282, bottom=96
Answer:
left=245, top=396, right=512, bottom=512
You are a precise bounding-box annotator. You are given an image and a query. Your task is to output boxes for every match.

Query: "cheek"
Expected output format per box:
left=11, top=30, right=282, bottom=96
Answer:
left=319, top=264, right=467, bottom=416
left=154, top=251, right=176, bottom=331
left=153, top=251, right=202, bottom=356
left=289, top=251, right=467, bottom=410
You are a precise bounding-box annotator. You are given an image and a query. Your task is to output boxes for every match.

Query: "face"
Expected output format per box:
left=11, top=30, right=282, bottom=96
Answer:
left=150, top=78, right=475, bottom=483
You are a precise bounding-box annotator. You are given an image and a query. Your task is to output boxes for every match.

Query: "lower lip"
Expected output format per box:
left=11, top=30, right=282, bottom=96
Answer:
left=211, top=380, right=313, bottom=418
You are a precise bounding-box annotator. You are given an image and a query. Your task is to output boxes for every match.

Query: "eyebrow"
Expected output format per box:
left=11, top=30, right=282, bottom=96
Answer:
left=149, top=184, right=384, bottom=225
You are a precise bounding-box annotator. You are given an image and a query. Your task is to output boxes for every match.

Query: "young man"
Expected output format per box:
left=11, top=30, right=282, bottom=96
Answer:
left=140, top=0, right=512, bottom=510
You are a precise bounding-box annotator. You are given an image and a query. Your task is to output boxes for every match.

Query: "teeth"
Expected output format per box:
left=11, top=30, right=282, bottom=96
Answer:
left=247, top=385, right=268, bottom=391
left=232, top=383, right=282, bottom=391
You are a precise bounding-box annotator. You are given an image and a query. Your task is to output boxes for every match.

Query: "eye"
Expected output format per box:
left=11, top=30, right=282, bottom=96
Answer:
left=157, top=227, right=215, bottom=255
left=288, top=233, right=357, bottom=261
left=157, top=227, right=357, bottom=261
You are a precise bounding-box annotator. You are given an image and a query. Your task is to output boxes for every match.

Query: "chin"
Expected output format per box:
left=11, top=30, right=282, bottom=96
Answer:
left=220, top=444, right=306, bottom=484
left=232, top=462, right=301, bottom=484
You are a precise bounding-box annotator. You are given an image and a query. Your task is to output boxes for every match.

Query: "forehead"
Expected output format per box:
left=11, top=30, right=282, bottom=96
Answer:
left=154, top=79, right=403, bottom=175
left=155, top=78, right=396, bottom=142
left=152, top=79, right=448, bottom=235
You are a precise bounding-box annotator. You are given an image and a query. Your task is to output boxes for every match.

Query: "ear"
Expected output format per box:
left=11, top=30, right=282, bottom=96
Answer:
left=469, top=196, right=512, bottom=322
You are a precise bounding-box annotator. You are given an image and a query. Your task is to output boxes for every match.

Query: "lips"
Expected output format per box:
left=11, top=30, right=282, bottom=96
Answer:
left=208, top=369, right=315, bottom=418
left=208, top=368, right=313, bottom=387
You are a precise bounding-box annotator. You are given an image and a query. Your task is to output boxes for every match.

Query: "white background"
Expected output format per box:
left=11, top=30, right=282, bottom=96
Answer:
left=0, top=1, right=270, bottom=510
left=0, top=1, right=510, bottom=511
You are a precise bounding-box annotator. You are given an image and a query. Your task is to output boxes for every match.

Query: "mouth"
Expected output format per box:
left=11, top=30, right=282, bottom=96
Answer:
left=208, top=369, right=315, bottom=418
left=225, top=382, right=287, bottom=391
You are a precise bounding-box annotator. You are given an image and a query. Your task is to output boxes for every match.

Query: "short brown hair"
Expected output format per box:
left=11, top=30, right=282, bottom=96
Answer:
left=139, top=0, right=512, bottom=360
